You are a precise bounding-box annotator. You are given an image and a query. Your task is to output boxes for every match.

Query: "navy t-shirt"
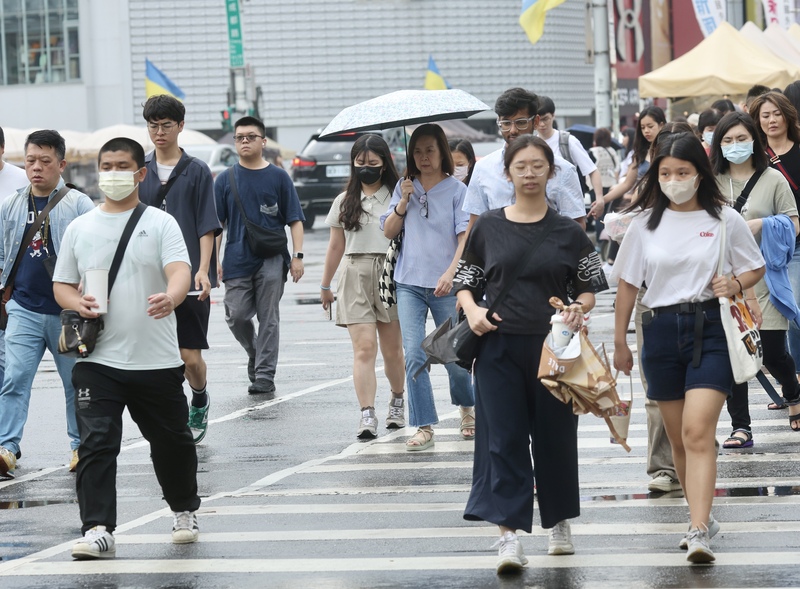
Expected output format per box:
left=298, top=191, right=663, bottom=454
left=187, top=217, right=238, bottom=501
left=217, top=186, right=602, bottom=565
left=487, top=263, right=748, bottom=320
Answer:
left=13, top=196, right=62, bottom=314
left=215, top=163, right=304, bottom=281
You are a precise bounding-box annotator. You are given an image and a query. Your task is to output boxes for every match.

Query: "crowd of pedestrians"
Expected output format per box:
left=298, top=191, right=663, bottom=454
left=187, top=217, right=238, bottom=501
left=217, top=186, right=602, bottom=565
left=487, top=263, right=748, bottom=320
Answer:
left=1, top=82, right=799, bottom=574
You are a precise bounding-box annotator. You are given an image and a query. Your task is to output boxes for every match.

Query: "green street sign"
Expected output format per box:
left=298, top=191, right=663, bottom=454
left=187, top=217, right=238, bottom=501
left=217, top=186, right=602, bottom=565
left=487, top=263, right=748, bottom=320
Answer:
left=226, top=0, right=244, bottom=68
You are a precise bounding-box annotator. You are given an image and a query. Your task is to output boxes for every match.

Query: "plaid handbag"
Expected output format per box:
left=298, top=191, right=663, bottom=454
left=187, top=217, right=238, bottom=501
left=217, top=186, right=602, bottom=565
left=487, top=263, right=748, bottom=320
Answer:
left=379, top=232, right=402, bottom=309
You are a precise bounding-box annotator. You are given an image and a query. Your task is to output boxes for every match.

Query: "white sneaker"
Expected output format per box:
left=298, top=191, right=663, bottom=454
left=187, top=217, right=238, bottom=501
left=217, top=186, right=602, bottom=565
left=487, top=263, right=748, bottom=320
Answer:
left=685, top=525, right=715, bottom=563
left=385, top=396, right=405, bottom=429
left=72, top=525, right=115, bottom=560
left=648, top=472, right=682, bottom=493
left=548, top=520, right=575, bottom=555
left=172, top=510, right=199, bottom=544
left=357, top=408, right=378, bottom=439
left=493, top=531, right=528, bottom=574
left=679, top=514, right=719, bottom=550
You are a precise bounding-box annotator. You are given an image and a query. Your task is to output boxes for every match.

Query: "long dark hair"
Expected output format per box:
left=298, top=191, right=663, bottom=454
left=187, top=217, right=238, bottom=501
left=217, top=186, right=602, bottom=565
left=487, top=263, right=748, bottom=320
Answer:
left=627, top=132, right=725, bottom=231
left=710, top=112, right=769, bottom=175
left=339, top=134, right=400, bottom=231
left=621, top=128, right=635, bottom=157
left=633, top=106, right=666, bottom=166
left=449, top=138, right=476, bottom=184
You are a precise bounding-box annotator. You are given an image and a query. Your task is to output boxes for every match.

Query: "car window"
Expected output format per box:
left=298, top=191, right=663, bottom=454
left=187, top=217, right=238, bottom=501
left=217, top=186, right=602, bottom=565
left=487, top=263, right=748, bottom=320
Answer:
left=221, top=149, right=239, bottom=167
left=183, top=146, right=213, bottom=164
left=303, top=140, right=355, bottom=159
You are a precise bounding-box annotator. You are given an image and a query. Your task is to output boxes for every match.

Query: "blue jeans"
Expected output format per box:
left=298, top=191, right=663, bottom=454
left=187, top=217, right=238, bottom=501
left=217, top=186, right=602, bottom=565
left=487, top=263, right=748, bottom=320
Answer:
left=787, top=244, right=800, bottom=373
left=396, top=284, right=474, bottom=427
left=0, top=299, right=79, bottom=454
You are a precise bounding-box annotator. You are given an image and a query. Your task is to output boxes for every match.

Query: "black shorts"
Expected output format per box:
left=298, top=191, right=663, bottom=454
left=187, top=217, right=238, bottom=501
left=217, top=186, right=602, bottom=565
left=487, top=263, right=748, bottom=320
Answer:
left=174, top=295, right=210, bottom=350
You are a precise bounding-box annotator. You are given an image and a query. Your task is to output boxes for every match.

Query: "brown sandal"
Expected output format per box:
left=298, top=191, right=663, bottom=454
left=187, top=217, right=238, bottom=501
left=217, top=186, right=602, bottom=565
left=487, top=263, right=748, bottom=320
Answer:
left=459, top=407, right=476, bottom=440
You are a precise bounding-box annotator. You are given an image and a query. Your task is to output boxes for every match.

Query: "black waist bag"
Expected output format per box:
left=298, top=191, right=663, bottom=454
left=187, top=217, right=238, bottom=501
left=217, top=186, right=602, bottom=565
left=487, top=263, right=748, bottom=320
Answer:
left=58, top=310, right=104, bottom=358
left=229, top=166, right=288, bottom=258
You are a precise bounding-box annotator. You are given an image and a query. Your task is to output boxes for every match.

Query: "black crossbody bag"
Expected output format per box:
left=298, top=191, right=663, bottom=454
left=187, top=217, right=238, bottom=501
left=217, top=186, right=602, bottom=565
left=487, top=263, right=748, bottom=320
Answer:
left=58, top=203, right=147, bottom=358
left=228, top=165, right=288, bottom=258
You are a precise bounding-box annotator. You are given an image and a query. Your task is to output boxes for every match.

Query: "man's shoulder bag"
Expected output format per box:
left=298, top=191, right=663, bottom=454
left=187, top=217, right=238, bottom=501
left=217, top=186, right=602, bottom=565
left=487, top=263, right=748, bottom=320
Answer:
left=0, top=184, right=72, bottom=330
left=228, top=165, right=288, bottom=258
left=58, top=203, right=147, bottom=357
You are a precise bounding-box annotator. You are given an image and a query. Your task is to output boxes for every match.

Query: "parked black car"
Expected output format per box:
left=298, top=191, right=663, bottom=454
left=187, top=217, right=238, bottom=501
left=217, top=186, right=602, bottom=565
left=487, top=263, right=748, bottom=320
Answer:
left=291, top=130, right=406, bottom=229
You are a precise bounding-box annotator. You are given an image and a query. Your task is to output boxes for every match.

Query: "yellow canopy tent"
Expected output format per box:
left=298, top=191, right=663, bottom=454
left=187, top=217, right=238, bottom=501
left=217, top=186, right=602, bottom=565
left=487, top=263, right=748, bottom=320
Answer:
left=639, top=21, right=800, bottom=98
left=790, top=23, right=800, bottom=43
left=740, top=21, right=800, bottom=66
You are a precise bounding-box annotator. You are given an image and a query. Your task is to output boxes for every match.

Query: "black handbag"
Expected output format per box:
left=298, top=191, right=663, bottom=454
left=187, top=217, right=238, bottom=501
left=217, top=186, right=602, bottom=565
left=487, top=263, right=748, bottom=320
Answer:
left=418, top=212, right=557, bottom=376
left=228, top=165, right=288, bottom=258
left=58, top=203, right=147, bottom=358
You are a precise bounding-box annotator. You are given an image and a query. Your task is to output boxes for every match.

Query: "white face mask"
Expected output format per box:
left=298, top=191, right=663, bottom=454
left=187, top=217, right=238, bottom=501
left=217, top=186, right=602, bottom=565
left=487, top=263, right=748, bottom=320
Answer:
left=453, top=165, right=469, bottom=181
left=659, top=175, right=699, bottom=205
left=98, top=170, right=138, bottom=201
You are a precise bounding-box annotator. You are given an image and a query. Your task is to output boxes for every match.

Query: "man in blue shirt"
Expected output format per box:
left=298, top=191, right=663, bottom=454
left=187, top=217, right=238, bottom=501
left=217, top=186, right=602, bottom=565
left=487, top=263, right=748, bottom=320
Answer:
left=215, top=117, right=304, bottom=395
left=139, top=95, right=222, bottom=445
left=0, top=130, right=94, bottom=478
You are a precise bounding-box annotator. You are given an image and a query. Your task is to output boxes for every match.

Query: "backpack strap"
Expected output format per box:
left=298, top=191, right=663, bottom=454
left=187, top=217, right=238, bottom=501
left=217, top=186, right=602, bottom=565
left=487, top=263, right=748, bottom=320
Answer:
left=558, top=131, right=573, bottom=164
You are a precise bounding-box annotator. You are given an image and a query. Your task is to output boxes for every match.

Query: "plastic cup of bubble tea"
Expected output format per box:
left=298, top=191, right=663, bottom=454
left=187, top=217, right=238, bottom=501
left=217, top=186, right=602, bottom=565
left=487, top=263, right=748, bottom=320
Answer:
left=84, top=268, right=109, bottom=314
left=550, top=313, right=575, bottom=347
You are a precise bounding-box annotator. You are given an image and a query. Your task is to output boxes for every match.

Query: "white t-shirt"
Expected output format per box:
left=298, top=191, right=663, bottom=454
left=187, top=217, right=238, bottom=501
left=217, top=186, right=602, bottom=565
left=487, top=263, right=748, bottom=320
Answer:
left=612, top=206, right=764, bottom=309
left=542, top=131, right=598, bottom=176
left=53, top=206, right=190, bottom=370
left=156, top=163, right=175, bottom=184
left=0, top=161, right=28, bottom=203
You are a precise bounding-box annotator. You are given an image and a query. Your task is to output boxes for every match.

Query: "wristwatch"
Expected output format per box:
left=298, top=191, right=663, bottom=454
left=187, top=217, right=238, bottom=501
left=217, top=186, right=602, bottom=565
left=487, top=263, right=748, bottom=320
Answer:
left=293, top=252, right=304, bottom=259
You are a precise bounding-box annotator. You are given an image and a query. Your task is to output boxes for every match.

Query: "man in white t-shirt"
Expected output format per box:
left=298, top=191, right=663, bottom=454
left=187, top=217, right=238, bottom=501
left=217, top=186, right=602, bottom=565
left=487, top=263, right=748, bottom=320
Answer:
left=0, top=128, right=28, bottom=201
left=53, top=137, right=200, bottom=560
left=536, top=96, right=604, bottom=219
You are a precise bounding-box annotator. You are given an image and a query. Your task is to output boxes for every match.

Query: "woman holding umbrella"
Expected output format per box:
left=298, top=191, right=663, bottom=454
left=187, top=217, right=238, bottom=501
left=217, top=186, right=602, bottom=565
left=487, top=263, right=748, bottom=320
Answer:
left=381, top=123, right=475, bottom=451
left=320, top=134, right=407, bottom=439
left=454, top=135, right=607, bottom=573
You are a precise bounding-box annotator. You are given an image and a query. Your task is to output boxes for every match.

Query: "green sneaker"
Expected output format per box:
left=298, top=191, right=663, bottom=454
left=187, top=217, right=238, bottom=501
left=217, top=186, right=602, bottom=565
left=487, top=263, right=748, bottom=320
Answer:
left=188, top=393, right=210, bottom=444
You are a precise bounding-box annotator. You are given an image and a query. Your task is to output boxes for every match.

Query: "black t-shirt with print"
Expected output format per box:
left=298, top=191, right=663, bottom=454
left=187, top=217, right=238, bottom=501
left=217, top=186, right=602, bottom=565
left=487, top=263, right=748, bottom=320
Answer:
left=453, top=207, right=608, bottom=335
left=770, top=142, right=800, bottom=246
left=13, top=195, right=62, bottom=315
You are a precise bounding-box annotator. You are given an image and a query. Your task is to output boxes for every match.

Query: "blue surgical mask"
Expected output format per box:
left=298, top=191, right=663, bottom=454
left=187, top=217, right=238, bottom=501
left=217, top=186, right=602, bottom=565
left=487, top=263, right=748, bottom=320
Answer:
left=702, top=131, right=714, bottom=145
left=722, top=141, right=754, bottom=165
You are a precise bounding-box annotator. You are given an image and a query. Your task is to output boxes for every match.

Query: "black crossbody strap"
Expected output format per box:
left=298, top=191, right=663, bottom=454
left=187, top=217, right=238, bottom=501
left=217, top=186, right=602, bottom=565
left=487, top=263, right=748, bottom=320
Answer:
left=107, top=203, right=147, bottom=293
left=5, top=184, right=71, bottom=289
left=227, top=165, right=251, bottom=223
left=766, top=146, right=799, bottom=191
left=484, top=211, right=558, bottom=322
left=734, top=169, right=764, bottom=212
left=156, top=155, right=195, bottom=209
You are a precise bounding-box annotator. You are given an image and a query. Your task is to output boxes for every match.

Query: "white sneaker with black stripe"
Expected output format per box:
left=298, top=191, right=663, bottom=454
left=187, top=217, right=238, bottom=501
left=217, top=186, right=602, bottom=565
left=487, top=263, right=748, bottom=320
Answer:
left=172, top=510, right=199, bottom=544
left=72, top=525, right=115, bottom=560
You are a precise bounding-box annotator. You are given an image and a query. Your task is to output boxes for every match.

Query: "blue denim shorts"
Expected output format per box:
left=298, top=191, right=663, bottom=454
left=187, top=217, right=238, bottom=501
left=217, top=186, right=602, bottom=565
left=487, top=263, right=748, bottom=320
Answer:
left=641, top=306, right=733, bottom=401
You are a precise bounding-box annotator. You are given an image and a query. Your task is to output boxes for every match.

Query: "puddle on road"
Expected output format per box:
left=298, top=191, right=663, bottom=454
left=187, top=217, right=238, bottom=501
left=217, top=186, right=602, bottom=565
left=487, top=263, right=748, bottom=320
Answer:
left=0, top=498, right=79, bottom=509
left=585, top=486, right=800, bottom=502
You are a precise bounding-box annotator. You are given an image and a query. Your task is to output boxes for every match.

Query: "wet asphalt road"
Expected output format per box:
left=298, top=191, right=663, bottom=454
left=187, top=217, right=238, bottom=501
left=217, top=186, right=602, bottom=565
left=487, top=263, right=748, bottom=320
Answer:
left=1, top=224, right=800, bottom=588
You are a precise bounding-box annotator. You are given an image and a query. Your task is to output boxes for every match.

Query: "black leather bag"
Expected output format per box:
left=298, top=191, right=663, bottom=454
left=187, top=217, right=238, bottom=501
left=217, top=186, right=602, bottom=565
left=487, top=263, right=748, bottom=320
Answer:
left=58, top=310, right=104, bottom=358
left=228, top=165, right=288, bottom=258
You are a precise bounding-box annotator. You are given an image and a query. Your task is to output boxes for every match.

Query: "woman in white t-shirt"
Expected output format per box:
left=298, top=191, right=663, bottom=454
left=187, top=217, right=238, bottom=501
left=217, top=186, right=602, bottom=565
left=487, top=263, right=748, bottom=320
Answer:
left=320, top=135, right=406, bottom=439
left=711, top=111, right=800, bottom=447
left=612, top=132, right=765, bottom=564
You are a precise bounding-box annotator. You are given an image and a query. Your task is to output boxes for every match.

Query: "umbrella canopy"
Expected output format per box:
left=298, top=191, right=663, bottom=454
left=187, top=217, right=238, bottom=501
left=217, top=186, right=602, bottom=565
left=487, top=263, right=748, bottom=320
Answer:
left=319, top=89, right=492, bottom=138
left=72, top=124, right=216, bottom=160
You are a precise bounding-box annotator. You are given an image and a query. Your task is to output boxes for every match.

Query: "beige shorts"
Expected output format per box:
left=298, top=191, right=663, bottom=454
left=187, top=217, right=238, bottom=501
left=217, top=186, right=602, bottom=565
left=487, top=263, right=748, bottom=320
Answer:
left=335, top=254, right=399, bottom=327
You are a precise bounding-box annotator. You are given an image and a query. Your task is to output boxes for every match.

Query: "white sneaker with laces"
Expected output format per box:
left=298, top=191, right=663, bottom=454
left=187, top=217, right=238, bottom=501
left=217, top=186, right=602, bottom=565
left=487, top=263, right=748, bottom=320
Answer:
left=172, top=510, right=199, bottom=544
left=386, top=396, right=405, bottom=429
left=679, top=514, right=719, bottom=550
left=648, top=472, right=682, bottom=493
left=357, top=408, right=378, bottom=439
left=493, top=531, right=528, bottom=574
left=685, top=524, right=715, bottom=563
left=72, top=525, right=115, bottom=560
left=548, top=520, right=575, bottom=555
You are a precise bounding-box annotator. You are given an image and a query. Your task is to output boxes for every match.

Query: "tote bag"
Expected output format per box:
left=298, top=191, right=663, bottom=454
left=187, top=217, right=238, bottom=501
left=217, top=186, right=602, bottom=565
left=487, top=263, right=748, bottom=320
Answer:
left=717, top=216, right=763, bottom=384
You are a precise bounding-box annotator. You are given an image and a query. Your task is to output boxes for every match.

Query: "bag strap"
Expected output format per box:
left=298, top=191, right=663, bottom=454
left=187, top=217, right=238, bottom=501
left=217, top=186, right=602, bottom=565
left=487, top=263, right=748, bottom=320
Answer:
left=733, top=169, right=764, bottom=212
left=716, top=211, right=727, bottom=278
left=227, top=164, right=251, bottom=224
left=107, top=202, right=147, bottom=293
left=558, top=131, right=573, bottom=164
left=4, top=184, right=71, bottom=291
left=484, top=211, right=558, bottom=322
left=766, top=146, right=799, bottom=192
left=155, top=155, right=195, bottom=210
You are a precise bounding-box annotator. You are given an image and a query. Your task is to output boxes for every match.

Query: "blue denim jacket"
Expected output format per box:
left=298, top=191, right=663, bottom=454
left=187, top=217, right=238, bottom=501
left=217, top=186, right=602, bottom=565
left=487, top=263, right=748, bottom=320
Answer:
left=0, top=179, right=94, bottom=287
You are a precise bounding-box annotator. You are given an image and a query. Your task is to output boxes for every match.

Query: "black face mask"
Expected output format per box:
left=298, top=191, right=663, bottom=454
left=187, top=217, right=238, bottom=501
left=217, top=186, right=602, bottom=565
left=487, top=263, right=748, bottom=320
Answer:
left=356, top=165, right=382, bottom=185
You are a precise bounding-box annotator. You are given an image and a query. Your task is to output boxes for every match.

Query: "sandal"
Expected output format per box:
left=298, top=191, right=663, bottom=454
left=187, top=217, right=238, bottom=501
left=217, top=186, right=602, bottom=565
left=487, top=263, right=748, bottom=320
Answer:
left=722, top=428, right=753, bottom=449
left=788, top=400, right=800, bottom=432
left=406, top=427, right=434, bottom=451
left=768, top=398, right=788, bottom=410
left=459, top=407, right=476, bottom=440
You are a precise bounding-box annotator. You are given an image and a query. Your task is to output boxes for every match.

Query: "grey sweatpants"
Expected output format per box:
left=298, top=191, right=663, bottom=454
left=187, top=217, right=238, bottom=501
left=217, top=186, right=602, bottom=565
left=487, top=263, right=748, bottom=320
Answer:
left=223, top=255, right=286, bottom=382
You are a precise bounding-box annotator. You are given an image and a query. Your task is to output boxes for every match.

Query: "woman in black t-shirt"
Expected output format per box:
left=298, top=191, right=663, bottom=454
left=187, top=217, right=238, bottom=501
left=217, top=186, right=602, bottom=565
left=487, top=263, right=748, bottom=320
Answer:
left=751, top=91, right=800, bottom=390
left=453, top=136, right=607, bottom=575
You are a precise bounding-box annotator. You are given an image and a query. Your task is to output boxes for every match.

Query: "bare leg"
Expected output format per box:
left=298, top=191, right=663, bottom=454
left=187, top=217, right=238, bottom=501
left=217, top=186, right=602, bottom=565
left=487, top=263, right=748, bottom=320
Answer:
left=376, top=320, right=405, bottom=394
left=346, top=323, right=379, bottom=409
left=180, top=348, right=206, bottom=391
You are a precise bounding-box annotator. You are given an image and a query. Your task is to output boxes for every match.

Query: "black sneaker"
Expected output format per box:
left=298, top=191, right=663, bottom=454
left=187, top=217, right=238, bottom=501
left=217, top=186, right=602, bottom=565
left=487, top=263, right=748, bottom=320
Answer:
left=247, top=357, right=256, bottom=383
left=248, top=378, right=276, bottom=395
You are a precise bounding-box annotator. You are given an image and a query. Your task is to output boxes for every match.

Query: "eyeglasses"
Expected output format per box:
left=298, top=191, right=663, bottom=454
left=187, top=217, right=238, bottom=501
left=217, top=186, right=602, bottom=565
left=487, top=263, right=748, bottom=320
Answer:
left=147, top=122, right=177, bottom=133
left=497, top=117, right=535, bottom=131
left=419, top=192, right=428, bottom=219
left=510, top=162, right=549, bottom=177
left=234, top=134, right=264, bottom=143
